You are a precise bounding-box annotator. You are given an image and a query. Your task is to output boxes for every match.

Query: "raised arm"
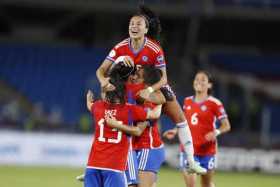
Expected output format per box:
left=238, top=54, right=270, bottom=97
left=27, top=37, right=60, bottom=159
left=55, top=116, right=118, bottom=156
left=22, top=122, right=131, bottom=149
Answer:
left=150, top=67, right=167, bottom=91
left=96, top=59, right=113, bottom=88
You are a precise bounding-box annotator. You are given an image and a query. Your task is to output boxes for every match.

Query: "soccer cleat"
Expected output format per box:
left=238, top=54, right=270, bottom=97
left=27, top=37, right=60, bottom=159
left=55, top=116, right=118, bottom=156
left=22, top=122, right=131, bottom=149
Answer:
left=76, top=174, right=85, bottom=182
left=187, top=161, right=207, bottom=175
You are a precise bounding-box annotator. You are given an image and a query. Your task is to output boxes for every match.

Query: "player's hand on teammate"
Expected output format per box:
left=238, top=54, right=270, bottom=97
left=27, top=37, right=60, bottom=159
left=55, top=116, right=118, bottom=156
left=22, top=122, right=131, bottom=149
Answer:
left=163, top=128, right=178, bottom=140
left=123, top=56, right=134, bottom=67
left=105, top=116, right=122, bottom=128
left=205, top=131, right=217, bottom=142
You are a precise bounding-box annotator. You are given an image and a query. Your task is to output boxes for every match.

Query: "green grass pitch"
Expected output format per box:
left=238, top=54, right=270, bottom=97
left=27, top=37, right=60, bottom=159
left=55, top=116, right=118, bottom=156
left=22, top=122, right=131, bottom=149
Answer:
left=0, top=165, right=279, bottom=187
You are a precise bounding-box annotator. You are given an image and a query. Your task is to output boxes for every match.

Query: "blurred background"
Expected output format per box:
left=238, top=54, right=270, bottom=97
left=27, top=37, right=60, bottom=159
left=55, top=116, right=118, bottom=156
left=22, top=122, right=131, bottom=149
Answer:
left=0, top=0, right=280, bottom=187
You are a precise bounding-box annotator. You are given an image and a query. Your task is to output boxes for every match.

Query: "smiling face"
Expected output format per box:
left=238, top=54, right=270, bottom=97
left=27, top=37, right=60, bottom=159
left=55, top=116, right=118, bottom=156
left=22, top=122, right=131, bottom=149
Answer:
left=193, top=72, right=212, bottom=95
left=129, top=16, right=148, bottom=40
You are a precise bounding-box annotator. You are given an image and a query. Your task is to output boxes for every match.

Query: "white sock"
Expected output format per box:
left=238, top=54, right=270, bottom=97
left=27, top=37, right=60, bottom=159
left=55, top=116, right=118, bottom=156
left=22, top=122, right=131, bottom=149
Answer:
left=177, top=121, right=195, bottom=164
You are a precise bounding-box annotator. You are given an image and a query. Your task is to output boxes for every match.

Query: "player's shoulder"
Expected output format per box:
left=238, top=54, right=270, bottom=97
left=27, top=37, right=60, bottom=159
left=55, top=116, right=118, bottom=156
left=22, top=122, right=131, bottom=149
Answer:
left=114, top=38, right=129, bottom=49
left=145, top=37, right=163, bottom=53
left=207, top=96, right=223, bottom=105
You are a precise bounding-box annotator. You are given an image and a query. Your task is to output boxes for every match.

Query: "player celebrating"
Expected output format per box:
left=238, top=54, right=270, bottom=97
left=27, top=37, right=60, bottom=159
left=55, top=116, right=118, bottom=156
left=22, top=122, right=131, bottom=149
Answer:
left=84, top=75, right=161, bottom=187
left=131, top=65, right=165, bottom=187
left=96, top=5, right=206, bottom=175
left=164, top=70, right=231, bottom=187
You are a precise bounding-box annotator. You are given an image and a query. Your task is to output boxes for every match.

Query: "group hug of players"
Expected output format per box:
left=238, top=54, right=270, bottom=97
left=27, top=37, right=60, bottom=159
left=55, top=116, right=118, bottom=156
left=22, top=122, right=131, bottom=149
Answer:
left=79, top=5, right=231, bottom=187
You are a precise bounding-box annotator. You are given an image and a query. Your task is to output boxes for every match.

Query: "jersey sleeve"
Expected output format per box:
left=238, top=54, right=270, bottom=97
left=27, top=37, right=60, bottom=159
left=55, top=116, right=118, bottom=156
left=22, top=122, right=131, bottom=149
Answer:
left=154, top=49, right=166, bottom=69
left=129, top=104, right=147, bottom=122
left=214, top=102, right=228, bottom=120
left=106, top=46, right=120, bottom=63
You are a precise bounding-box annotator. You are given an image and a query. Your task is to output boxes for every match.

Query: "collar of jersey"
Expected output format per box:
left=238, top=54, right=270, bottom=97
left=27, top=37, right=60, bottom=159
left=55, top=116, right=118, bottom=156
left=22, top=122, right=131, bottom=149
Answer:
left=128, top=37, right=147, bottom=55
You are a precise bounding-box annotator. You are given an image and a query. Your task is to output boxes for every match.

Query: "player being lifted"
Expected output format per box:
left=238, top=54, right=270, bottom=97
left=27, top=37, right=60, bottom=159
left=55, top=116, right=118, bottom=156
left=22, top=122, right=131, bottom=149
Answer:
left=96, top=5, right=206, bottom=175
left=164, top=70, right=231, bottom=187
left=84, top=71, right=162, bottom=187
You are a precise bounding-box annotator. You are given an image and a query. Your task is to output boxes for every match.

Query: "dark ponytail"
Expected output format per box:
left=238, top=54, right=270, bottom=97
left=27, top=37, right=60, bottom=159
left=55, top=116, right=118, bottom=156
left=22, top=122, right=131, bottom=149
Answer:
left=138, top=5, right=162, bottom=43
left=106, top=70, right=126, bottom=104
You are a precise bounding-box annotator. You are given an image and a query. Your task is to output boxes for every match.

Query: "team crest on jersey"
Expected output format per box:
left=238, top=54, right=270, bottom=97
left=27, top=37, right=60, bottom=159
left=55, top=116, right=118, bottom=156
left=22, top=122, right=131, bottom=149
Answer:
left=201, top=105, right=207, bottom=111
left=109, top=50, right=116, bottom=58
left=142, top=55, right=148, bottom=62
left=157, top=55, right=164, bottom=64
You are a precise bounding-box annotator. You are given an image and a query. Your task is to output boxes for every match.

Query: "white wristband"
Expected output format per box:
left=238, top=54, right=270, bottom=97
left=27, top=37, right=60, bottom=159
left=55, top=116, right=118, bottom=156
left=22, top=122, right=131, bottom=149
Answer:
left=215, top=129, right=221, bottom=137
left=147, top=86, right=154, bottom=93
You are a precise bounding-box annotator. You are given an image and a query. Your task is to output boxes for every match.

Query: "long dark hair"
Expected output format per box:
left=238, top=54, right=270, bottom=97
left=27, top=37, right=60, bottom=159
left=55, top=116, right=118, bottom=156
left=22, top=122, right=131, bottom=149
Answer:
left=109, top=62, right=136, bottom=82
left=142, top=65, right=162, bottom=85
left=105, top=67, right=127, bottom=104
left=133, top=5, right=162, bottom=43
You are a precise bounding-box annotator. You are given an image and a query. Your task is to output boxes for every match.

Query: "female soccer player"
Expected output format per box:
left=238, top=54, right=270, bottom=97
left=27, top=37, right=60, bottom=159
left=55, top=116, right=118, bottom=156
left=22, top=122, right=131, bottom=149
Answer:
left=84, top=75, right=162, bottom=187
left=96, top=5, right=205, bottom=174
left=127, top=65, right=166, bottom=187
left=164, top=70, right=231, bottom=187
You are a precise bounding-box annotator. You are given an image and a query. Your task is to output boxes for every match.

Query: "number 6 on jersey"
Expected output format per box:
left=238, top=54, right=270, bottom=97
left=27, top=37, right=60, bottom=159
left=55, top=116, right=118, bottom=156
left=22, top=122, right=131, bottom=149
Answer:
left=191, top=113, right=198, bottom=125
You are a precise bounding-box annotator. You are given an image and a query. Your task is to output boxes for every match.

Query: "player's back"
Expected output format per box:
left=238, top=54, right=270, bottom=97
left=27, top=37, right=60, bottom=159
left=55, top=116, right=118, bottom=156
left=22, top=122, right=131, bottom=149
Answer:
left=87, top=100, right=146, bottom=171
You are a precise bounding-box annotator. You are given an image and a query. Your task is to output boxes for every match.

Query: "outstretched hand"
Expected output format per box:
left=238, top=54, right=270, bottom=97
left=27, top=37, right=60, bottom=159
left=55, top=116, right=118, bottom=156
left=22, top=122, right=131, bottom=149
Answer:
left=123, top=56, right=134, bottom=67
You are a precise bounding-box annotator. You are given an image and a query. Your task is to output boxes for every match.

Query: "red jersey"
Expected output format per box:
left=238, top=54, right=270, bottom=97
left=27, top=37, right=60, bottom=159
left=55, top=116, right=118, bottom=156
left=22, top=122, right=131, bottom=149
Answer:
left=183, top=96, right=227, bottom=156
left=87, top=100, right=147, bottom=171
left=106, top=37, right=166, bottom=69
left=125, top=83, right=163, bottom=149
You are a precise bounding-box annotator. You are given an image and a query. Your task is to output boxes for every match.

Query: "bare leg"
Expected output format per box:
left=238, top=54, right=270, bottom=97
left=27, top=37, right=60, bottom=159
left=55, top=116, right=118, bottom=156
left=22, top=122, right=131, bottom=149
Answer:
left=200, top=170, right=215, bottom=187
left=163, top=99, right=186, bottom=123
left=138, top=171, right=157, bottom=187
left=182, top=171, right=197, bottom=187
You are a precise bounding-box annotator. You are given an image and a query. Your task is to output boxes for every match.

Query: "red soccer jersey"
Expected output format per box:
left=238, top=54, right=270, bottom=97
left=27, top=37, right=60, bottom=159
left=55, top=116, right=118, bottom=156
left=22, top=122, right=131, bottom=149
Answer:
left=106, top=37, right=166, bottom=69
left=125, top=83, right=163, bottom=149
left=87, top=100, right=147, bottom=171
left=133, top=101, right=163, bottom=149
left=182, top=96, right=227, bottom=156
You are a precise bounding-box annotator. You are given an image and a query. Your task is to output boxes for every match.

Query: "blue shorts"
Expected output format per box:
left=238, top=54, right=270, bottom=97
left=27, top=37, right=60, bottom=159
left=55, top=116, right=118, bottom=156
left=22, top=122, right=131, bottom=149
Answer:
left=136, top=147, right=165, bottom=173
left=179, top=152, right=216, bottom=171
left=125, top=150, right=139, bottom=185
left=84, top=168, right=127, bottom=187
